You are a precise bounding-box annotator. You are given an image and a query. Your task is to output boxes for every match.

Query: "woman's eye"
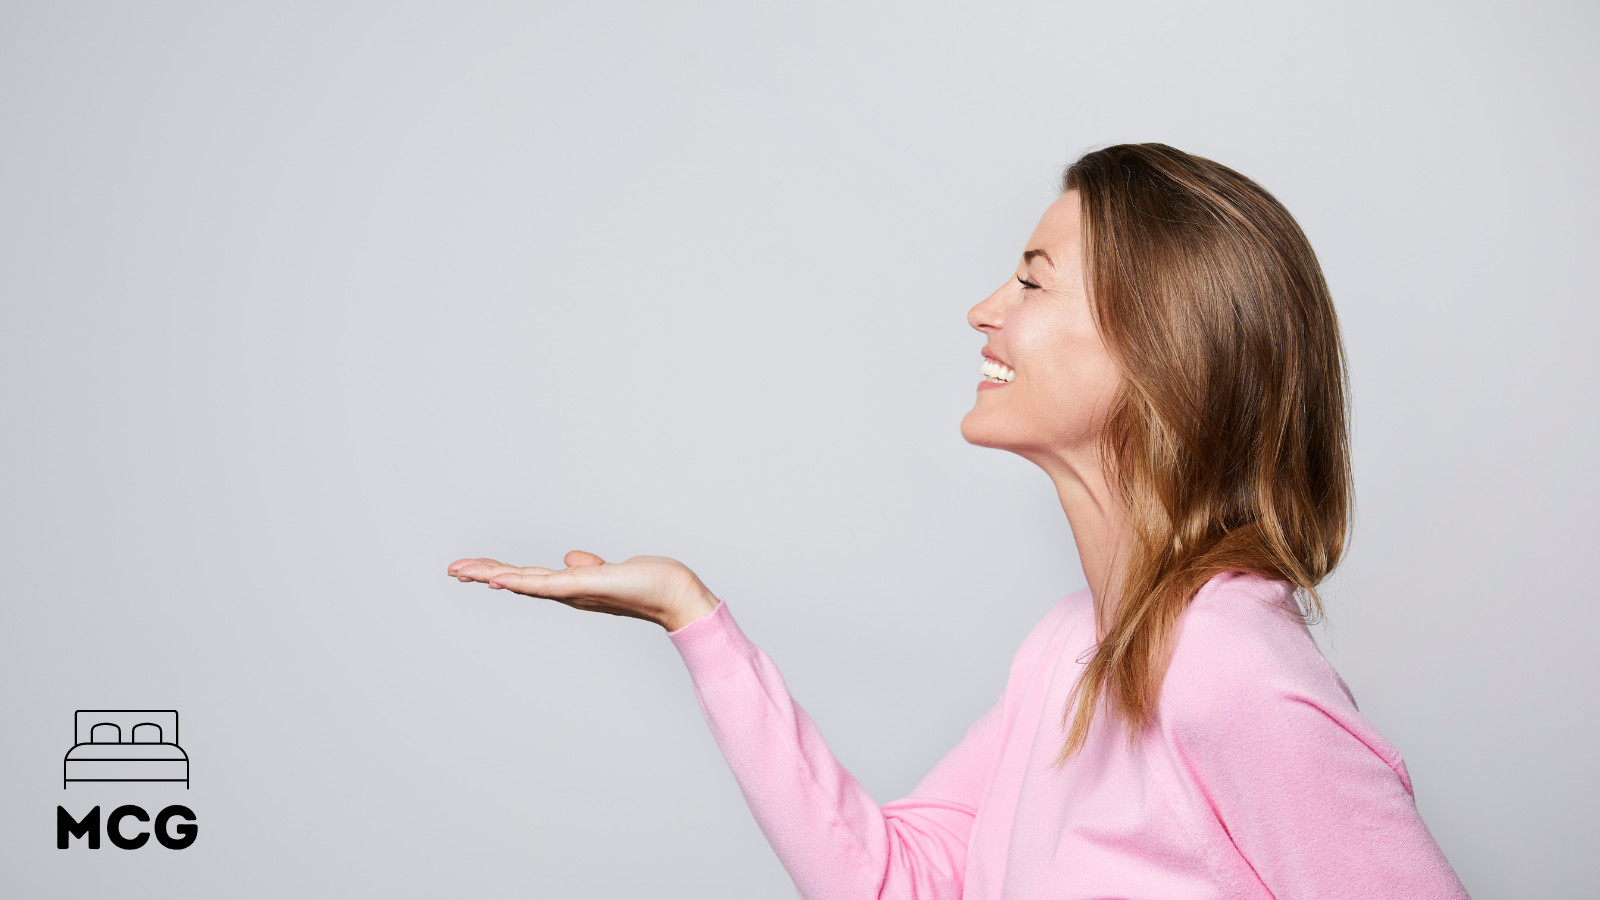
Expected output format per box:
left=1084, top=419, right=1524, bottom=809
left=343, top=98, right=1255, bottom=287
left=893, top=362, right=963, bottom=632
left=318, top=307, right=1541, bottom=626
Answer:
left=1017, top=276, right=1039, bottom=290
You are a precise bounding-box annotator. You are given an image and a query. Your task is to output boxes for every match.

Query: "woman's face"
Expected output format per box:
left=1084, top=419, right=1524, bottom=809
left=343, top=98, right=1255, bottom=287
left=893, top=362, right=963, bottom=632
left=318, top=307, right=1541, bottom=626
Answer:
left=961, top=189, right=1123, bottom=460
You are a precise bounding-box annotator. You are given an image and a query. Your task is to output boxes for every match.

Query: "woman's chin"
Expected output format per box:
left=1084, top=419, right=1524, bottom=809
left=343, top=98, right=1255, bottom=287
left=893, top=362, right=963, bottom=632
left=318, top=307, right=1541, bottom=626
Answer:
left=959, top=417, right=1011, bottom=449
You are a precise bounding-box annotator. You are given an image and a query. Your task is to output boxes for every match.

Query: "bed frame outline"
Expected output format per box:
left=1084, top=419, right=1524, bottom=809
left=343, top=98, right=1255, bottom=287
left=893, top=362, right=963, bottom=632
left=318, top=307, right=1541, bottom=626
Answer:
left=63, top=709, right=190, bottom=790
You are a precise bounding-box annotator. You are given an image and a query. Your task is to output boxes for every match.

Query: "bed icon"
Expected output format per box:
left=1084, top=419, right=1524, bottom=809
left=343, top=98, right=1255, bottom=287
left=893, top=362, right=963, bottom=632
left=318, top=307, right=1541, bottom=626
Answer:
left=63, top=710, right=189, bottom=789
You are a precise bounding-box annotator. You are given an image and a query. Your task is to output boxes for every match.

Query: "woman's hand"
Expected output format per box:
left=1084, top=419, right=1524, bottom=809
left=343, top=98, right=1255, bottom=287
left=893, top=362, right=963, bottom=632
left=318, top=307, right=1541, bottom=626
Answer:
left=446, top=550, right=720, bottom=632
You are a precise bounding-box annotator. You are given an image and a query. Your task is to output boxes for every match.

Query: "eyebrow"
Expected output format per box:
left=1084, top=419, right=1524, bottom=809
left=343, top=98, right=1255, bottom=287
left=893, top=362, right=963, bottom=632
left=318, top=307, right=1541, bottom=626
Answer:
left=1023, top=248, right=1054, bottom=268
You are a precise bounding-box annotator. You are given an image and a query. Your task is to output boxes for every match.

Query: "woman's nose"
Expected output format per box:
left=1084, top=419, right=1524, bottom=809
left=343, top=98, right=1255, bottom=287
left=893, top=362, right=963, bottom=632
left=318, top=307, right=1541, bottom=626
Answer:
left=968, top=283, right=1011, bottom=332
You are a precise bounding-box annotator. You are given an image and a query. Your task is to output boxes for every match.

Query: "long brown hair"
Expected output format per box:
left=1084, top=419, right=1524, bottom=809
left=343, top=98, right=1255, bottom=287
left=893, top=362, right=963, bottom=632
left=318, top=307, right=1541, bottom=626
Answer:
left=1051, top=143, right=1353, bottom=767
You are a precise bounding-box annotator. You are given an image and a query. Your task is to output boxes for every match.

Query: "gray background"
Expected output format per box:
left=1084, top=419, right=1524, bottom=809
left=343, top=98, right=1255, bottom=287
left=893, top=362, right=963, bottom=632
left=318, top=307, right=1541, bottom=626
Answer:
left=2, top=1, right=1593, bottom=897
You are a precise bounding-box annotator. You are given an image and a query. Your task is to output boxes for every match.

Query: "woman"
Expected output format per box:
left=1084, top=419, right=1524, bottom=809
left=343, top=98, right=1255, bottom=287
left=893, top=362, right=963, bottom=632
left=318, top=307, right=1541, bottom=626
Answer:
left=447, top=143, right=1472, bottom=899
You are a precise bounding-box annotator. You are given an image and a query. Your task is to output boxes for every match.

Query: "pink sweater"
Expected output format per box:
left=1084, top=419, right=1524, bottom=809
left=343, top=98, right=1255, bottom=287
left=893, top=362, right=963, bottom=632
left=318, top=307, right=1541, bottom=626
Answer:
left=665, top=570, right=1471, bottom=899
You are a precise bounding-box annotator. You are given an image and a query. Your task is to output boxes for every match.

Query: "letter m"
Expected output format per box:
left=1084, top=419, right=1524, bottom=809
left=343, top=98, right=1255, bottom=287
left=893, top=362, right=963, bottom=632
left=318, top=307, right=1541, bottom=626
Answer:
left=58, top=806, right=100, bottom=849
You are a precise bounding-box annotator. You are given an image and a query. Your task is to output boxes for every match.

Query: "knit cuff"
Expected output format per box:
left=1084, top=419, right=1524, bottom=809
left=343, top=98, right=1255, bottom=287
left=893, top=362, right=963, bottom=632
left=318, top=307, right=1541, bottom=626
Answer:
left=665, top=597, right=754, bottom=683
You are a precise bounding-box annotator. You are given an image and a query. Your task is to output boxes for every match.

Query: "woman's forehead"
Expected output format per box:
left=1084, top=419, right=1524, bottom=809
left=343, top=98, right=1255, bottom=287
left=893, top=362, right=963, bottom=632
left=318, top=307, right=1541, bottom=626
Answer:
left=1031, top=194, right=1079, bottom=244
left=1025, top=193, right=1082, bottom=272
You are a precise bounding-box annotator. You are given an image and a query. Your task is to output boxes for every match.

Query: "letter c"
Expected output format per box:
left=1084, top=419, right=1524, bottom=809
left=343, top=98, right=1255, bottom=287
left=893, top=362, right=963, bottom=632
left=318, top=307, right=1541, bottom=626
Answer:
left=107, top=805, right=150, bottom=850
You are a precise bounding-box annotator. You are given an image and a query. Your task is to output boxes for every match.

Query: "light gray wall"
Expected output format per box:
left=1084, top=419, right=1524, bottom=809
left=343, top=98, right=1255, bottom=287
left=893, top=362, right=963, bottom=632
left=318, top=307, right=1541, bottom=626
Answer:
left=2, top=2, right=1592, bottom=897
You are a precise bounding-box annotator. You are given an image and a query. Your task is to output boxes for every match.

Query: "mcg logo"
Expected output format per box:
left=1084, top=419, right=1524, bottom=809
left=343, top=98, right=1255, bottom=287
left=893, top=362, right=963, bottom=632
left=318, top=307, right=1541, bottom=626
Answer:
left=58, top=709, right=198, bottom=851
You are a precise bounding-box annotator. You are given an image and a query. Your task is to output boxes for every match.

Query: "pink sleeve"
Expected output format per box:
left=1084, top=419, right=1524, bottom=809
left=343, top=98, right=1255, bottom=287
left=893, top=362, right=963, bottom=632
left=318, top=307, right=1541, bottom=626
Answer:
left=666, top=597, right=1008, bottom=899
left=1165, top=603, right=1473, bottom=899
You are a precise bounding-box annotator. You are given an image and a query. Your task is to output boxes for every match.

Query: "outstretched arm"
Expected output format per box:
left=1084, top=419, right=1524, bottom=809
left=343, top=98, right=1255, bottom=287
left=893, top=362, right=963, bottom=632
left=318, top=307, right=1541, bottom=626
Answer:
left=668, top=597, right=1007, bottom=900
left=446, top=551, right=1017, bottom=898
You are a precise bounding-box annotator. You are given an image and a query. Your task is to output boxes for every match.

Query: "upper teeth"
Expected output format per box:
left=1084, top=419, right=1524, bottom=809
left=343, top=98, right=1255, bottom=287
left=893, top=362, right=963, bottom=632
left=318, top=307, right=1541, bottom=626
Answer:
left=981, top=358, right=1015, bottom=382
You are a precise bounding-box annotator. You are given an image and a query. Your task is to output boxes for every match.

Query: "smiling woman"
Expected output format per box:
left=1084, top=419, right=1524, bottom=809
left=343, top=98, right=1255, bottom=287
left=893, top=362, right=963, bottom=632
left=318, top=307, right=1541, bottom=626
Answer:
left=965, top=144, right=1360, bottom=769
left=448, top=143, right=1471, bottom=899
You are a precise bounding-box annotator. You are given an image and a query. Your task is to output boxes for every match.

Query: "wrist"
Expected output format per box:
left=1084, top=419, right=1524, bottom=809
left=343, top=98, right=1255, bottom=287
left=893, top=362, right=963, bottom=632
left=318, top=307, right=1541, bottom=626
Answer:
left=662, top=590, right=719, bottom=633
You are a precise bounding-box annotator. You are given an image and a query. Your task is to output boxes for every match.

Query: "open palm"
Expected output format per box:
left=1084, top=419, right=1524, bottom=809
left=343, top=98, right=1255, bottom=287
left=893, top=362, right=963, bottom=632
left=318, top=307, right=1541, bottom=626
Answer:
left=446, top=550, right=719, bottom=632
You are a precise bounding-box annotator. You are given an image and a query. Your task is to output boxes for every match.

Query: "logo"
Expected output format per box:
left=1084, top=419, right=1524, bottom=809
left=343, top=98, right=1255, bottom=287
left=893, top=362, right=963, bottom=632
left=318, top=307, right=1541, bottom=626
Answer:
left=63, top=709, right=189, bottom=788
left=58, top=709, right=197, bottom=850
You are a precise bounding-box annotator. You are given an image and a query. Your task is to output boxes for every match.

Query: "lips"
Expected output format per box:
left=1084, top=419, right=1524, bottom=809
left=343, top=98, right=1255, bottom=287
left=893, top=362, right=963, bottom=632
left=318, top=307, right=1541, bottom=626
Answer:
left=981, top=348, right=1011, bottom=367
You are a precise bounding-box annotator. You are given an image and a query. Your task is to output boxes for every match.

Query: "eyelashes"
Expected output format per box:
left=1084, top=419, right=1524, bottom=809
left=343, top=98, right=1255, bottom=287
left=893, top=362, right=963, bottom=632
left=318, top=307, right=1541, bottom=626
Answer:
left=1017, top=276, right=1040, bottom=290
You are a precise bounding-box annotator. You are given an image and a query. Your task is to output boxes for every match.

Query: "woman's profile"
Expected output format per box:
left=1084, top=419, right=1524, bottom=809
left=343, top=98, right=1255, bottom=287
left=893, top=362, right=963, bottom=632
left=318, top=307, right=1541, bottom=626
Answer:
left=447, top=142, right=1471, bottom=898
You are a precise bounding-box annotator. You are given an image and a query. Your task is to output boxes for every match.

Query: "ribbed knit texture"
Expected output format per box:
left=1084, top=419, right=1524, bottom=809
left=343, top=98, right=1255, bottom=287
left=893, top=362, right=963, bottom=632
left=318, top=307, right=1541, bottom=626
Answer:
left=666, top=570, right=1471, bottom=899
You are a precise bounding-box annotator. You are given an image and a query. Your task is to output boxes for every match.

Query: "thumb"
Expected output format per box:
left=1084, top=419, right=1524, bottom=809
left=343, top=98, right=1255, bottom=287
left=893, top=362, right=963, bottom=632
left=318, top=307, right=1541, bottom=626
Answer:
left=564, top=549, right=607, bottom=568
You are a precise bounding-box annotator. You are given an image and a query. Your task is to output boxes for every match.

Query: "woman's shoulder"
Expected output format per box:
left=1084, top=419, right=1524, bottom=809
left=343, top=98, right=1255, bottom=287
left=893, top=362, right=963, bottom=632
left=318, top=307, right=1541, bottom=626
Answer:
left=1161, top=572, right=1363, bottom=727
left=1174, top=570, right=1322, bottom=658
left=1158, top=569, right=1413, bottom=788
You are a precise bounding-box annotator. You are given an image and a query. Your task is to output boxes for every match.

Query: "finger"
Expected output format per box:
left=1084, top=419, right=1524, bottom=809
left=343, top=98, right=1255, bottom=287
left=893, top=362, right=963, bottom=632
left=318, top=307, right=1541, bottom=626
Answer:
left=474, top=568, right=556, bottom=589
left=489, top=568, right=586, bottom=598
left=447, top=557, right=511, bottom=576
left=450, top=560, right=504, bottom=581
left=451, top=559, right=553, bottom=581
left=564, top=550, right=607, bottom=567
